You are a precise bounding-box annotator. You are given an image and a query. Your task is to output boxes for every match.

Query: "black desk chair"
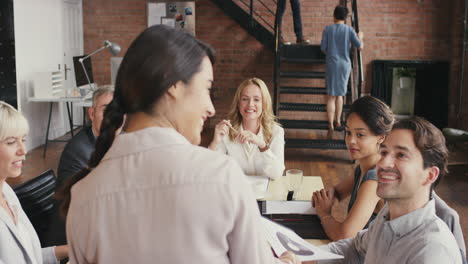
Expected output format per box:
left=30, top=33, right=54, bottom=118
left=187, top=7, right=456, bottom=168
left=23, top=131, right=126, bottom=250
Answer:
left=13, top=169, right=56, bottom=245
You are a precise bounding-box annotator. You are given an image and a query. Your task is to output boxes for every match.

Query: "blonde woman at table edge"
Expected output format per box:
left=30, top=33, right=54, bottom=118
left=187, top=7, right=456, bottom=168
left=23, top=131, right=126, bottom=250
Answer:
left=208, top=78, right=285, bottom=180
left=0, top=101, right=68, bottom=264
left=58, top=26, right=298, bottom=264
left=312, top=96, right=394, bottom=241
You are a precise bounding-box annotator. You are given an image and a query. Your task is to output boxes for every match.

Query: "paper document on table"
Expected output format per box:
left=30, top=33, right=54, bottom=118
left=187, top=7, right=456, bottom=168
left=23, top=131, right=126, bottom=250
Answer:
left=261, top=217, right=343, bottom=261
left=262, top=200, right=316, bottom=215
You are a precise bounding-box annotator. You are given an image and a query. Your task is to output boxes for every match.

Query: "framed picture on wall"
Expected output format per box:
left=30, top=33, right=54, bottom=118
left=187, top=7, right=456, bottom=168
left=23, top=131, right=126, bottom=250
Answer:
left=147, top=1, right=195, bottom=35
left=161, top=17, right=175, bottom=28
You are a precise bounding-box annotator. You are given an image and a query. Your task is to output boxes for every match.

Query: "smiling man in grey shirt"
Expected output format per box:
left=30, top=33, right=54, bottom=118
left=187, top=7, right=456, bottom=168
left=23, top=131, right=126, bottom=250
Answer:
left=316, top=117, right=462, bottom=264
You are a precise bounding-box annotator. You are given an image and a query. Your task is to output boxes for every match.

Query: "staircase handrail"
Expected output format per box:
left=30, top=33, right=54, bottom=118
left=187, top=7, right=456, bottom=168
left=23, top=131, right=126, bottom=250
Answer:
left=345, top=0, right=364, bottom=101
left=237, top=0, right=277, bottom=31
left=351, top=0, right=363, bottom=98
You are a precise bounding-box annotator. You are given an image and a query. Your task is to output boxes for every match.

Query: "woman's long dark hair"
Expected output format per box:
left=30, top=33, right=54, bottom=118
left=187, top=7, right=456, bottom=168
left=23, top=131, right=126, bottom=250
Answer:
left=57, top=25, right=215, bottom=217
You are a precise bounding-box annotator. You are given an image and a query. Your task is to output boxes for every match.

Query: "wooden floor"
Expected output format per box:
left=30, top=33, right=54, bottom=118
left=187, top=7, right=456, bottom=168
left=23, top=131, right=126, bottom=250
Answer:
left=10, top=129, right=468, bottom=248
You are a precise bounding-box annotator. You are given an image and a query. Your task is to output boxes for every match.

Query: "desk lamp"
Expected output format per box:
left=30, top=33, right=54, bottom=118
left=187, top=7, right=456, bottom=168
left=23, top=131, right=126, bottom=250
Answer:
left=78, top=40, right=121, bottom=90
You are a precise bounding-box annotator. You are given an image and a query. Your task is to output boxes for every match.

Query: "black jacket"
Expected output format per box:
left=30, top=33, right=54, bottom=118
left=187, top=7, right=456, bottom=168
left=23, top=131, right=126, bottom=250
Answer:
left=57, top=126, right=96, bottom=189
left=45, top=126, right=95, bottom=247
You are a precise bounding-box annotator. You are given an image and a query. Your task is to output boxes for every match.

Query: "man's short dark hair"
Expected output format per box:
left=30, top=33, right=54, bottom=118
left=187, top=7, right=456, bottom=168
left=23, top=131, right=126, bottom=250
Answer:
left=392, top=116, right=449, bottom=188
left=334, top=5, right=349, bottom=20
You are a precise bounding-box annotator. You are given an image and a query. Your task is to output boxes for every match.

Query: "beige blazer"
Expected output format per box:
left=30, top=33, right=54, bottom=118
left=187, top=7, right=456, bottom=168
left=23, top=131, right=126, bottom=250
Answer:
left=67, top=127, right=278, bottom=264
left=0, top=183, right=58, bottom=264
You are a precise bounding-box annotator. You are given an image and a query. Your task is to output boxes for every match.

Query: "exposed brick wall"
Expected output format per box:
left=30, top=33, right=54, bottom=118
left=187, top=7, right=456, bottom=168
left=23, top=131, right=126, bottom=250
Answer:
left=83, top=0, right=147, bottom=85
left=83, top=0, right=466, bottom=128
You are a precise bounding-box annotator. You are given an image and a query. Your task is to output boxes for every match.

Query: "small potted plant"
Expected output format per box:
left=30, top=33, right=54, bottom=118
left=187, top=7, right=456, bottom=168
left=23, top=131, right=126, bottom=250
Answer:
left=396, top=67, right=416, bottom=89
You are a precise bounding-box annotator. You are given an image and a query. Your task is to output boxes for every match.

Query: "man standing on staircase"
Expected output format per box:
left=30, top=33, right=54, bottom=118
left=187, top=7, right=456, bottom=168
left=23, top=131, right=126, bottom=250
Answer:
left=277, top=0, right=310, bottom=44
left=321, top=5, right=363, bottom=138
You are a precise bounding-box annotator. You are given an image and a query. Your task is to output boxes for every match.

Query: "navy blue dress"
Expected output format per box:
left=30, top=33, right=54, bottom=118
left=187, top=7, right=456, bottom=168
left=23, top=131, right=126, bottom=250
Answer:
left=321, top=24, right=361, bottom=96
left=348, top=165, right=377, bottom=229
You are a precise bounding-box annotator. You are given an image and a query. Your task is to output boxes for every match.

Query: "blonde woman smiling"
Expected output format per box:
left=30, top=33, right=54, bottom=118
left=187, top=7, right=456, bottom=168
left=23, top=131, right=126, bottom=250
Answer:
left=0, top=101, right=68, bottom=263
left=209, top=78, right=285, bottom=183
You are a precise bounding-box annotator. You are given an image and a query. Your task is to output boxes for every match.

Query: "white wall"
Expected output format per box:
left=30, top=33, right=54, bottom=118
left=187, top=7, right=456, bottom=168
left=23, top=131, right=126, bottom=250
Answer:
left=14, top=0, right=78, bottom=150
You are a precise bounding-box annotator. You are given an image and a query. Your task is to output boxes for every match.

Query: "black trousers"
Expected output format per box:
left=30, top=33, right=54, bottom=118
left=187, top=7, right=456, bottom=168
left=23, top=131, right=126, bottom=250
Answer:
left=276, top=0, right=304, bottom=39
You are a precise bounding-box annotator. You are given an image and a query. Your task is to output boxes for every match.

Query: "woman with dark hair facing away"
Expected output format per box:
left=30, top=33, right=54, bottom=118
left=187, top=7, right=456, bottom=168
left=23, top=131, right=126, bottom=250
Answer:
left=59, top=25, right=299, bottom=264
left=312, top=96, right=394, bottom=241
left=321, top=5, right=364, bottom=137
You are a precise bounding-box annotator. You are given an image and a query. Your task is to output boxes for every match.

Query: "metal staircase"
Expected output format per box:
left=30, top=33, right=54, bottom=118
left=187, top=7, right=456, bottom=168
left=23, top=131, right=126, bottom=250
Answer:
left=211, top=0, right=363, bottom=150
left=210, top=0, right=276, bottom=50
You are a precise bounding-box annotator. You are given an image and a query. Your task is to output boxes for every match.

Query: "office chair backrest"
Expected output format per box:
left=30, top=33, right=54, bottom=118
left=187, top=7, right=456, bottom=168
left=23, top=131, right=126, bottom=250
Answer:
left=13, top=169, right=56, bottom=244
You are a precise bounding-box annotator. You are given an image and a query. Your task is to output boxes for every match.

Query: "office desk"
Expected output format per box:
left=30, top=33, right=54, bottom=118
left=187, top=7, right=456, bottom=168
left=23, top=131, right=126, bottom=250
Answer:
left=29, top=97, right=92, bottom=157
left=260, top=176, right=327, bottom=239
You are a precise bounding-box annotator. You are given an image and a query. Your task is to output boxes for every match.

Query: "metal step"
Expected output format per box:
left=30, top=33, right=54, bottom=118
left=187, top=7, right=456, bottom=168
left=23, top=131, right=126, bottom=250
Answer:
left=280, top=119, right=345, bottom=131
left=285, top=138, right=347, bottom=149
left=280, top=44, right=325, bottom=62
left=279, top=103, right=350, bottom=112
left=280, top=71, right=325, bottom=79
left=280, top=86, right=327, bottom=95
left=280, top=57, right=325, bottom=64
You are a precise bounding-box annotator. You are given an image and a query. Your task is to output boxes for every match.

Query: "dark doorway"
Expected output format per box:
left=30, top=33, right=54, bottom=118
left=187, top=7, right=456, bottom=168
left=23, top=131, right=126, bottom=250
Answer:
left=372, top=60, right=449, bottom=129
left=0, top=0, right=17, bottom=108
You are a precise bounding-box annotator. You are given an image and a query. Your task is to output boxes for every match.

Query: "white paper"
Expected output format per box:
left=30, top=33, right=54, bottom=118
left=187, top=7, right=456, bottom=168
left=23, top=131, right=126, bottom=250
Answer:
left=261, top=217, right=343, bottom=261
left=148, top=3, right=166, bottom=27
left=161, top=17, right=175, bottom=28
left=263, top=200, right=316, bottom=215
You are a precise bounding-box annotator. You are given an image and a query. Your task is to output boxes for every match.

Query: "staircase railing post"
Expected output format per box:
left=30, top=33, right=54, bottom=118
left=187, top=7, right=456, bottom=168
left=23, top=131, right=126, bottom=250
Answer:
left=351, top=0, right=363, bottom=98
left=273, top=0, right=281, bottom=115
left=250, top=0, right=254, bottom=30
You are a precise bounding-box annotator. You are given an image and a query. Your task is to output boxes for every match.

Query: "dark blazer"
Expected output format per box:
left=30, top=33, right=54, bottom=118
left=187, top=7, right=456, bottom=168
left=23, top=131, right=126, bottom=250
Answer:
left=46, top=126, right=95, bottom=247
left=57, top=126, right=96, bottom=189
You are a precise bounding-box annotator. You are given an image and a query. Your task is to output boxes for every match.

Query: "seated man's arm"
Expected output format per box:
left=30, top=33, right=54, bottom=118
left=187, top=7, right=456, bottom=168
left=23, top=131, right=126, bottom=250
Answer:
left=407, top=240, right=462, bottom=264
left=317, top=229, right=368, bottom=264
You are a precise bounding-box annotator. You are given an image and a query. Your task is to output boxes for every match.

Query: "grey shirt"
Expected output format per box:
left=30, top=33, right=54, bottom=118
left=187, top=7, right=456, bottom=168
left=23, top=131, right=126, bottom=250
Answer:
left=433, top=192, right=466, bottom=262
left=319, top=199, right=462, bottom=264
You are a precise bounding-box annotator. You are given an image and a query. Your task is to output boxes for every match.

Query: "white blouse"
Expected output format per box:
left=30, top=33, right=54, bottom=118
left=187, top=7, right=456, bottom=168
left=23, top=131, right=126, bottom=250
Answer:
left=66, top=127, right=279, bottom=264
left=216, top=123, right=285, bottom=180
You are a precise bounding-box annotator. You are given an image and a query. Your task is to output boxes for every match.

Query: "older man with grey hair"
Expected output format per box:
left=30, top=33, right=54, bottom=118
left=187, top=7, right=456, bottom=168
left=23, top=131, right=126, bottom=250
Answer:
left=57, top=86, right=114, bottom=187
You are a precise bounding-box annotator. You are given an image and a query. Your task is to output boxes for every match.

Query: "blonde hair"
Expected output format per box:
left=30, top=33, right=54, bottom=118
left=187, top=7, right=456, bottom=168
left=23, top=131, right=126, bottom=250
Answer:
left=227, top=78, right=279, bottom=143
left=0, top=101, right=29, bottom=141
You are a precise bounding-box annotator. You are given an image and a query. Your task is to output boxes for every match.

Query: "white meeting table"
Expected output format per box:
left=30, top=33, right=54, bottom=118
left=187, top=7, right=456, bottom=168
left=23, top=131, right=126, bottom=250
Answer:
left=29, top=97, right=92, bottom=157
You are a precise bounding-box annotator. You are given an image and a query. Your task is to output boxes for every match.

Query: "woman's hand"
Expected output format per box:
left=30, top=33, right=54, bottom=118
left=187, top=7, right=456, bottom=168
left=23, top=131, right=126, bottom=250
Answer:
left=235, top=130, right=266, bottom=148
left=208, top=120, right=231, bottom=150
left=279, top=251, right=301, bottom=264
left=54, top=245, right=69, bottom=260
left=358, top=31, right=364, bottom=39
left=312, top=188, right=335, bottom=217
